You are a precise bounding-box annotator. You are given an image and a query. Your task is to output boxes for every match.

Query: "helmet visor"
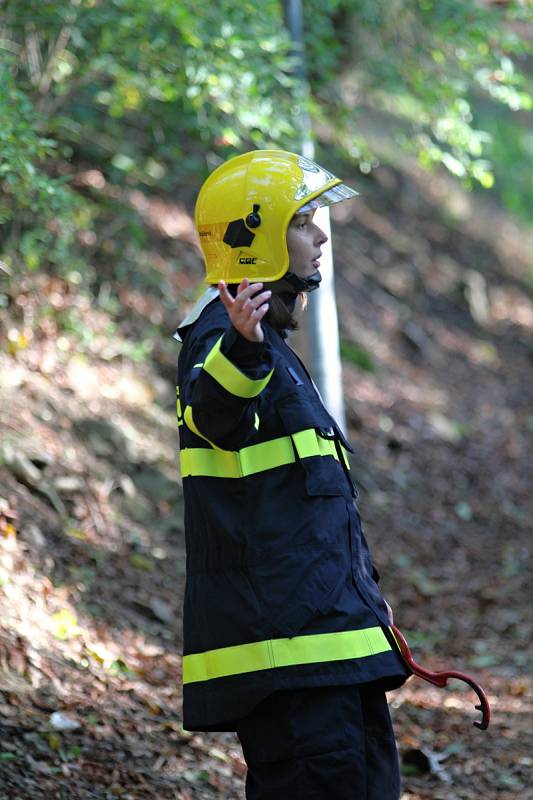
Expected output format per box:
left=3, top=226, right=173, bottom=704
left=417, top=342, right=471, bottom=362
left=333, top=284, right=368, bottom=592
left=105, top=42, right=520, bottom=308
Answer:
left=315, top=183, right=359, bottom=206
left=295, top=184, right=358, bottom=216
left=294, top=155, right=358, bottom=208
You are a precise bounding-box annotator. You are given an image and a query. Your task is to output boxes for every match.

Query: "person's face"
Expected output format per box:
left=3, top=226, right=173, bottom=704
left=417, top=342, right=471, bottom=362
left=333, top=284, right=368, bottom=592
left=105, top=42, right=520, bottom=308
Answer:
left=286, top=209, right=328, bottom=279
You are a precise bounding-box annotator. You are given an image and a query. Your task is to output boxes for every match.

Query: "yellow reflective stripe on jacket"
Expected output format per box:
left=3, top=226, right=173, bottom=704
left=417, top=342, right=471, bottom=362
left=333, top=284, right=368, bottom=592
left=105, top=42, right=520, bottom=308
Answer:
left=176, top=387, right=183, bottom=427
left=183, top=626, right=392, bottom=684
left=203, top=335, right=274, bottom=398
left=180, top=428, right=338, bottom=479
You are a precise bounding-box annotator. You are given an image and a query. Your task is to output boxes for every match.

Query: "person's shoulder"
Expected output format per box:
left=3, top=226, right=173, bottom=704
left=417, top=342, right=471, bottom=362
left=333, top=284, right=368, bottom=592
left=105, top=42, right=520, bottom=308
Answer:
left=196, top=295, right=228, bottom=331
left=183, top=296, right=229, bottom=346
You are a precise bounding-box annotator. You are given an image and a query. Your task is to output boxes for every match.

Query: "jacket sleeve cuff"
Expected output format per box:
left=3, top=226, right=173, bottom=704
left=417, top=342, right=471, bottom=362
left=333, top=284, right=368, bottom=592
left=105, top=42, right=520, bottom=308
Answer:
left=203, top=329, right=274, bottom=398
left=221, top=326, right=267, bottom=366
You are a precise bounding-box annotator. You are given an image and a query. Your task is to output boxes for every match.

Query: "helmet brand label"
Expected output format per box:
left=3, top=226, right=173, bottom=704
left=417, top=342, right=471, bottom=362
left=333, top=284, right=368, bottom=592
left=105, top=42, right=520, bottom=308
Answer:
left=239, top=257, right=257, bottom=264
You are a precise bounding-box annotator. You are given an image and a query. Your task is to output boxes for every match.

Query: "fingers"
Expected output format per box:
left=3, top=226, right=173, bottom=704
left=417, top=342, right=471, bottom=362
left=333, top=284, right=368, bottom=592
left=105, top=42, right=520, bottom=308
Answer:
left=236, top=289, right=271, bottom=322
left=219, top=280, right=270, bottom=313
left=238, top=288, right=271, bottom=314
left=245, top=298, right=270, bottom=328
left=218, top=279, right=271, bottom=342
left=236, top=280, right=263, bottom=304
left=218, top=280, right=234, bottom=311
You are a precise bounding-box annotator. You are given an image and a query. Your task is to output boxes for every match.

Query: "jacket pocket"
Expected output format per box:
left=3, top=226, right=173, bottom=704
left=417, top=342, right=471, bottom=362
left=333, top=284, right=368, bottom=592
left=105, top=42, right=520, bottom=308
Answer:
left=276, top=397, right=350, bottom=497
left=299, top=450, right=348, bottom=496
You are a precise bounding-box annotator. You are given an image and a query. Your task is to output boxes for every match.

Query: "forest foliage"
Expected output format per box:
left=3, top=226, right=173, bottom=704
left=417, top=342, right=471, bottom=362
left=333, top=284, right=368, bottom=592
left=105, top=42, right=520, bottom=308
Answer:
left=0, top=0, right=531, bottom=285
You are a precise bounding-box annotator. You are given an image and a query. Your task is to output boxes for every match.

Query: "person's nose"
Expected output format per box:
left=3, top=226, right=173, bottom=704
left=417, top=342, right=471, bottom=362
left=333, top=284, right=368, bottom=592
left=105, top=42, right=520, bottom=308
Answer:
left=314, top=224, right=328, bottom=246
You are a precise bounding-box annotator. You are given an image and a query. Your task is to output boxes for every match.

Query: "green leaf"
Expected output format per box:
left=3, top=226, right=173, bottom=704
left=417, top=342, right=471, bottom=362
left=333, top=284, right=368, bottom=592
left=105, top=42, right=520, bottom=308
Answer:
left=340, top=341, right=375, bottom=372
left=130, top=553, right=155, bottom=571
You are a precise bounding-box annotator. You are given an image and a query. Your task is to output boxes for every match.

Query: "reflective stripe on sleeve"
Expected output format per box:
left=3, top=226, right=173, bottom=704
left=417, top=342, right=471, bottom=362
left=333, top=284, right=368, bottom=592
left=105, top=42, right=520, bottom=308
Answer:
left=179, top=428, right=338, bottom=479
left=176, top=386, right=183, bottom=427
left=183, top=405, right=224, bottom=451
left=183, top=626, right=392, bottom=684
left=203, top=335, right=274, bottom=398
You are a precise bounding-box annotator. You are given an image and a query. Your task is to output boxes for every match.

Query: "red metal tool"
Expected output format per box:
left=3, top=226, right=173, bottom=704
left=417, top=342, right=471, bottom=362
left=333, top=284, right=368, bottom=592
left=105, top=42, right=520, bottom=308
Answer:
left=391, top=625, right=491, bottom=730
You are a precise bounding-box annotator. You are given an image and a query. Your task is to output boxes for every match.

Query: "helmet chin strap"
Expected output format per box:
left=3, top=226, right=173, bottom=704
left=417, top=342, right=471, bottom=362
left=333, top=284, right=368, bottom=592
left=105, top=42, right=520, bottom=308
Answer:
left=280, top=270, right=322, bottom=294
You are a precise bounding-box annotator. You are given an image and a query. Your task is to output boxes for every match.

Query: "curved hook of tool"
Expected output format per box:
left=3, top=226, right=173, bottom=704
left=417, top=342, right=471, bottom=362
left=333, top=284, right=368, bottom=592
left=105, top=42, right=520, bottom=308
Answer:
left=390, top=625, right=490, bottom=730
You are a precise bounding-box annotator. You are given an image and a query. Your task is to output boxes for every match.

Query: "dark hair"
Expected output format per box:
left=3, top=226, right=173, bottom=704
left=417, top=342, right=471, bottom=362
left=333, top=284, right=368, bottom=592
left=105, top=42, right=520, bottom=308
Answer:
left=264, top=290, right=303, bottom=332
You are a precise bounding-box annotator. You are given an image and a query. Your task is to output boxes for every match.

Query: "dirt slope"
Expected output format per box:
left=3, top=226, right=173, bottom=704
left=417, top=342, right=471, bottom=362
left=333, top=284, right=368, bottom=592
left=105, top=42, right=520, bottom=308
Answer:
left=0, top=159, right=531, bottom=799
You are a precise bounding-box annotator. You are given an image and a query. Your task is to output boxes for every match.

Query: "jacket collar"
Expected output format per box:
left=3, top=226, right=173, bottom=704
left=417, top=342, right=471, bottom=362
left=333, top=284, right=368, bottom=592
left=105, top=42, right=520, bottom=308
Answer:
left=172, top=287, right=219, bottom=342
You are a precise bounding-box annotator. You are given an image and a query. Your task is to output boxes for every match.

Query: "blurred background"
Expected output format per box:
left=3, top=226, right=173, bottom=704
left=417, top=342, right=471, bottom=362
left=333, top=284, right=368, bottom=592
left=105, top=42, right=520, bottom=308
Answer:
left=0, top=1, right=532, bottom=798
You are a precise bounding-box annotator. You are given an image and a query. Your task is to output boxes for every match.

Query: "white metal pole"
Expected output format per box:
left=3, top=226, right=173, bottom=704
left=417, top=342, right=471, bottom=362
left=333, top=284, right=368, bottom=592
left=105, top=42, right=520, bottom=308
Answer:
left=306, top=208, right=346, bottom=431
left=284, top=0, right=346, bottom=432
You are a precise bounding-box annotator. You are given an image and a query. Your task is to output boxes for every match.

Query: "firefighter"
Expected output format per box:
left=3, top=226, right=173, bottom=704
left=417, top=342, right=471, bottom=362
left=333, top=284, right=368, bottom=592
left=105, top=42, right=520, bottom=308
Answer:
left=174, top=150, right=410, bottom=799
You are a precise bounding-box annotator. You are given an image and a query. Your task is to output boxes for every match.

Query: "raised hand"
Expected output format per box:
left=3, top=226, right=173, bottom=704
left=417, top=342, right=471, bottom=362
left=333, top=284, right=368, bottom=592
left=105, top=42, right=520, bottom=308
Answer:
left=218, top=279, right=271, bottom=343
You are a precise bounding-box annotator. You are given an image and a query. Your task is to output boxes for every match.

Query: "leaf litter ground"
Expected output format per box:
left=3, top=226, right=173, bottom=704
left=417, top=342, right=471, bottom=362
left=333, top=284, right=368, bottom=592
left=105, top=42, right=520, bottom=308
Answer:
left=0, top=162, right=531, bottom=799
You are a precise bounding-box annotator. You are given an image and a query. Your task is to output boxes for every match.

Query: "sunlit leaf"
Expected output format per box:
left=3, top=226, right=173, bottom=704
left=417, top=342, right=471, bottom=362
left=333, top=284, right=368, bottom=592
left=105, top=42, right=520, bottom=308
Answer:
left=50, top=609, right=83, bottom=640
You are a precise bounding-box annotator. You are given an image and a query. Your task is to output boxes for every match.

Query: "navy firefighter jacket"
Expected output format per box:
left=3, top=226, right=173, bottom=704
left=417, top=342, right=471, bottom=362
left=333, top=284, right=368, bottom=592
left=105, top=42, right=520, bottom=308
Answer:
left=175, top=292, right=409, bottom=731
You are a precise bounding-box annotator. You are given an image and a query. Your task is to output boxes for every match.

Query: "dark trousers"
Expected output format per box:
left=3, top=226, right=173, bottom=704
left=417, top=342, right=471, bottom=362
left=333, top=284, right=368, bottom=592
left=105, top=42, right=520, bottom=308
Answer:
left=235, top=684, right=400, bottom=800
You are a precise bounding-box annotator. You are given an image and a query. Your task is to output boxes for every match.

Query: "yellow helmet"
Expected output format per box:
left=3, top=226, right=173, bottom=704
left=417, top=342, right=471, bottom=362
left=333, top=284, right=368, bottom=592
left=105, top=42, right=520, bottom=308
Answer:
left=194, top=149, right=358, bottom=284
